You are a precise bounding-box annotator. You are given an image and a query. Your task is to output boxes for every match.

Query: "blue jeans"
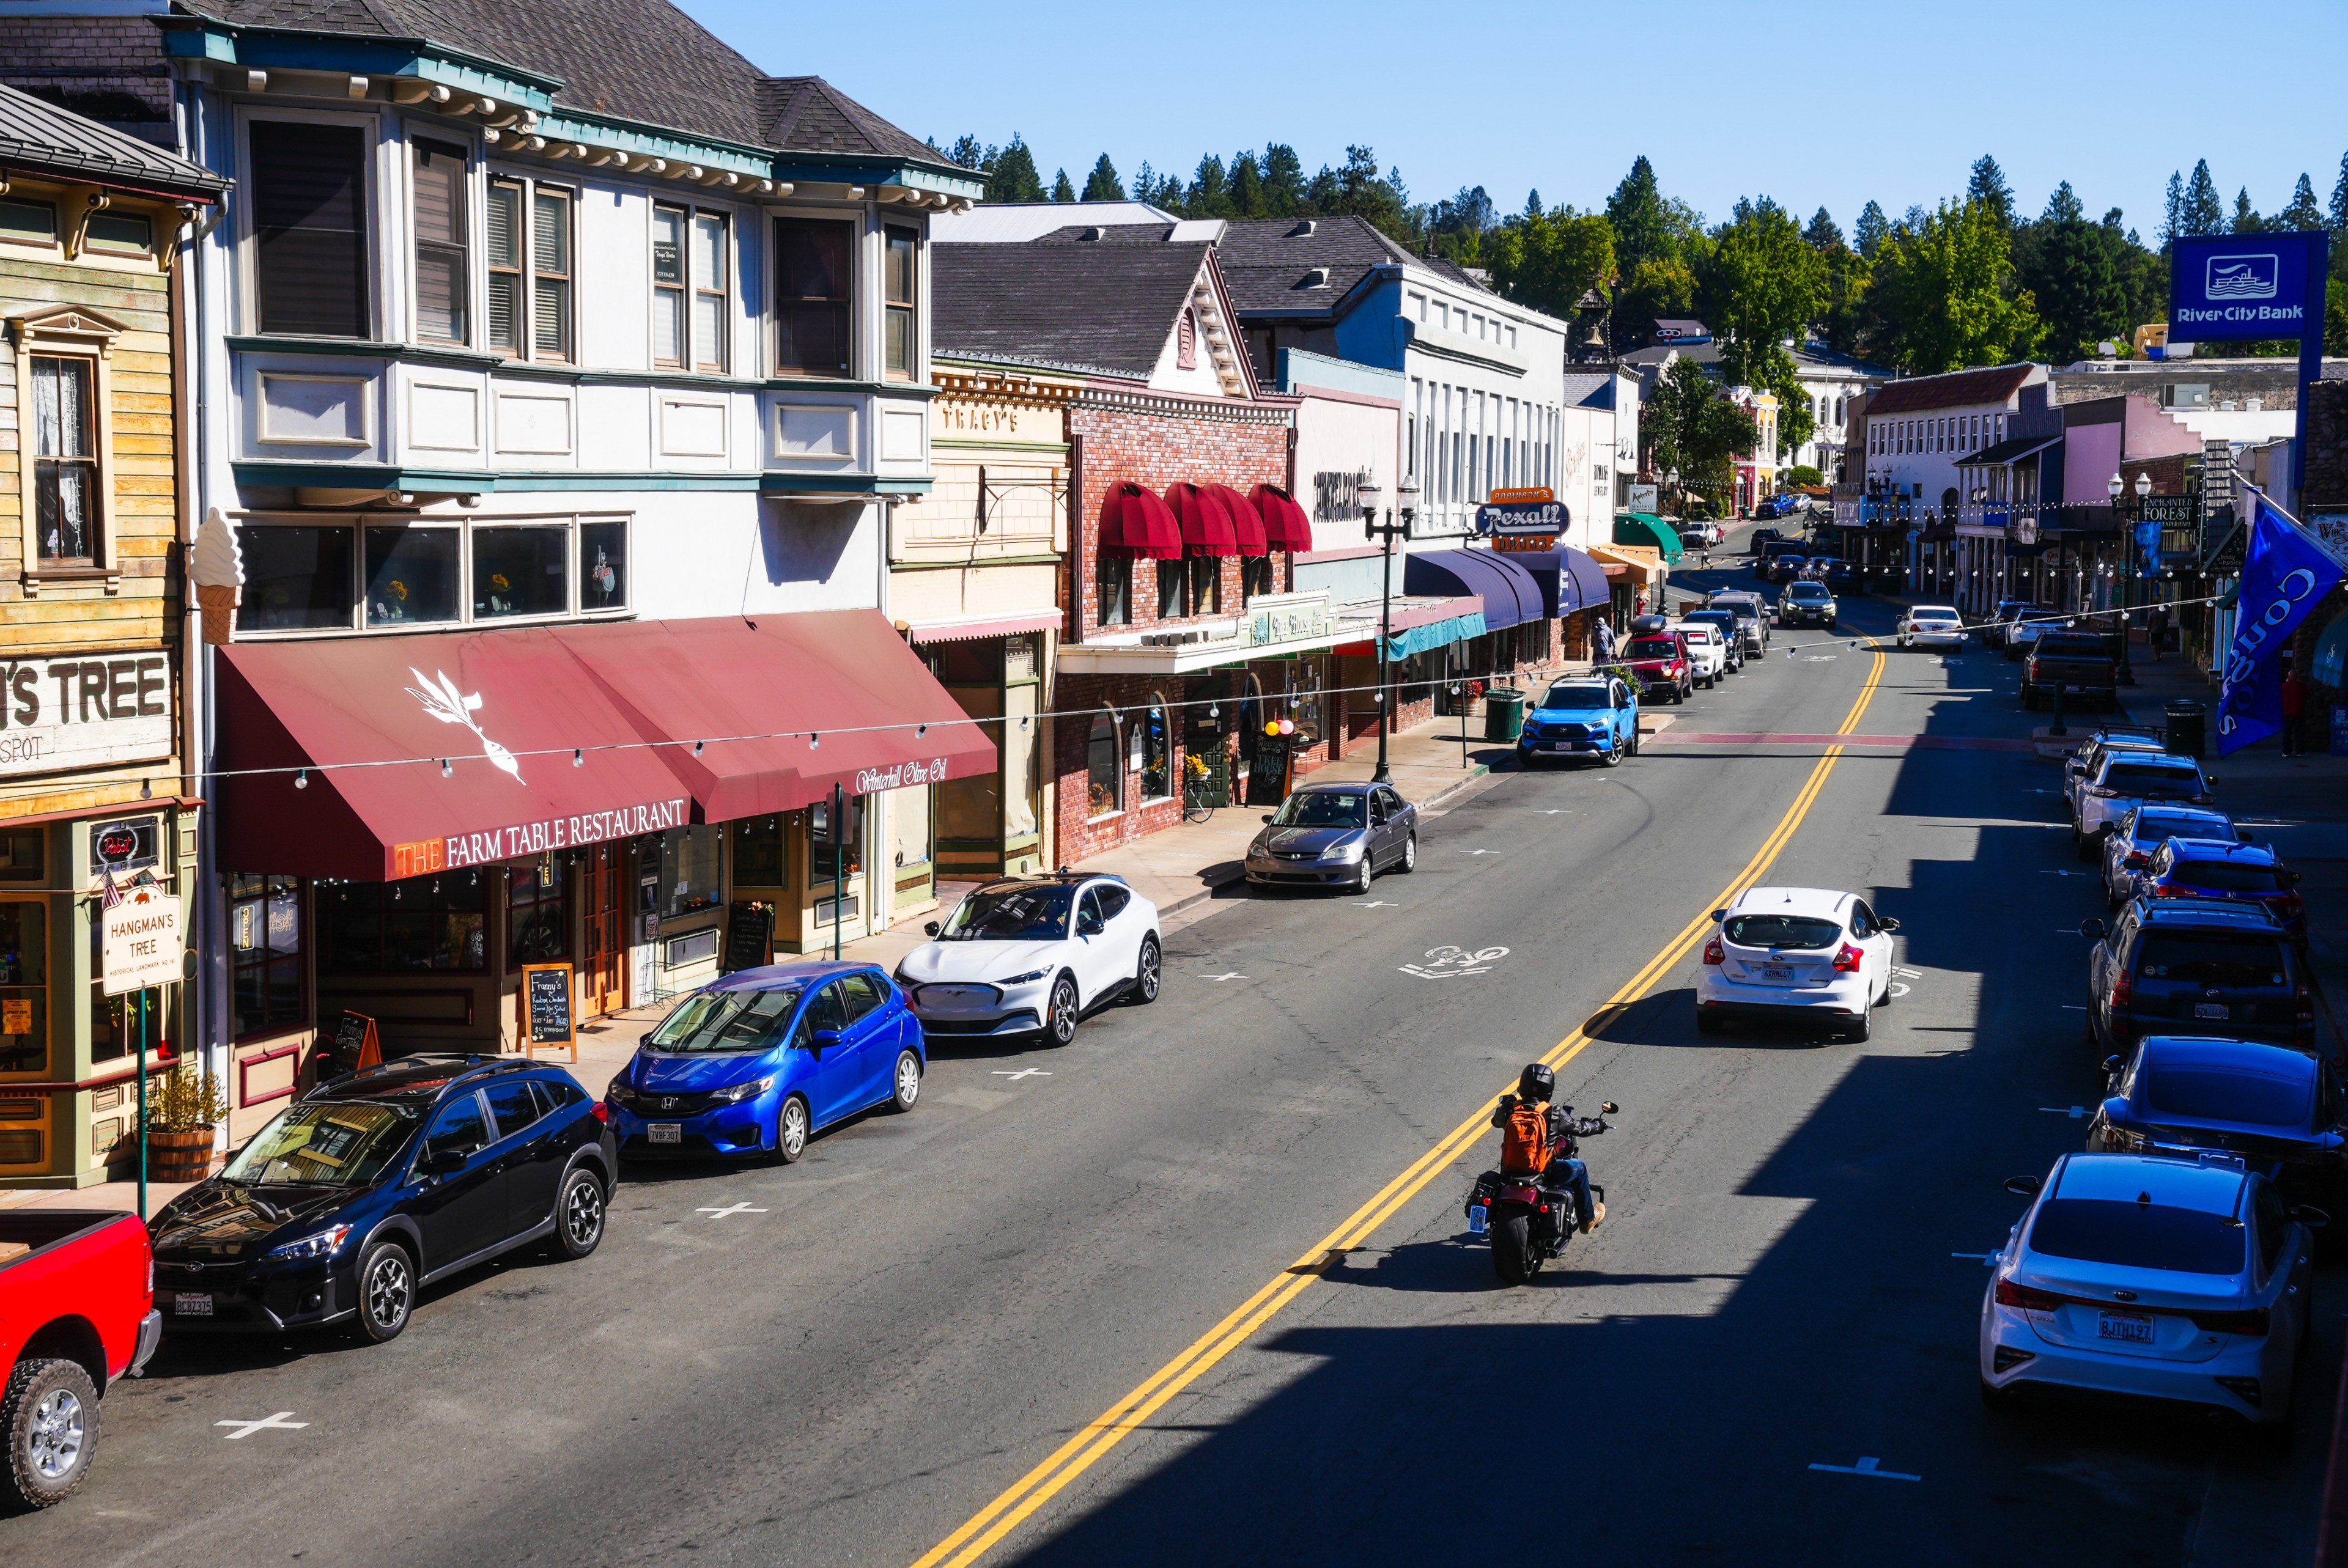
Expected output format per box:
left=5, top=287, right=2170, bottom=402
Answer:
left=1545, top=1158, right=1592, bottom=1228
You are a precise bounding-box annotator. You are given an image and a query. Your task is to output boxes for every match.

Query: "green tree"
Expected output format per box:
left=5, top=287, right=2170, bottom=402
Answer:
left=1228, top=150, right=1264, bottom=217
left=1966, top=155, right=2015, bottom=229
left=2182, top=160, right=2224, bottom=236
left=1803, top=207, right=1843, bottom=251
left=1866, top=198, right=2043, bottom=373
left=1080, top=154, right=1124, bottom=202
left=2330, top=152, right=2348, bottom=235
left=945, top=134, right=984, bottom=172
left=2103, top=209, right=2167, bottom=338
left=1261, top=144, right=1305, bottom=216
left=1484, top=206, right=1614, bottom=320
left=2231, top=187, right=2263, bottom=233
left=1186, top=153, right=1232, bottom=218
left=1606, top=155, right=1672, bottom=273
left=2162, top=171, right=2185, bottom=248
left=1701, top=197, right=1825, bottom=451
left=2278, top=174, right=2324, bottom=230
left=2017, top=182, right=2126, bottom=364
left=1853, top=201, right=1889, bottom=259
left=1645, top=356, right=1755, bottom=492
left=985, top=136, right=1045, bottom=204
left=1050, top=168, right=1076, bottom=203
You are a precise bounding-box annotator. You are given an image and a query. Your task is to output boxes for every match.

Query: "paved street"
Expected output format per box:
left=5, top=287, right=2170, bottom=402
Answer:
left=13, top=560, right=2333, bottom=1568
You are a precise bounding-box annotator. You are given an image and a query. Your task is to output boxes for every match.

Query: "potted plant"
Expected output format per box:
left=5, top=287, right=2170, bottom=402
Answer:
left=144, top=1063, right=227, bottom=1183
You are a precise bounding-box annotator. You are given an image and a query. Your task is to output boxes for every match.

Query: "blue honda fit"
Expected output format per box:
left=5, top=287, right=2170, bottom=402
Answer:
left=604, top=960, right=926, bottom=1163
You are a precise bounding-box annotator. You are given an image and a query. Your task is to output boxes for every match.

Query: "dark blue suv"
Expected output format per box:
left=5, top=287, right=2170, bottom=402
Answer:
left=150, top=1056, right=617, bottom=1344
left=605, top=960, right=925, bottom=1164
left=2081, top=899, right=2315, bottom=1057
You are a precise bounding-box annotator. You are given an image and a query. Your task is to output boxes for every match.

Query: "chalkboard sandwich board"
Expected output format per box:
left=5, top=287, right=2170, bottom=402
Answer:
left=318, top=1010, right=380, bottom=1081
left=720, top=900, right=777, bottom=976
left=522, top=963, right=576, bottom=1060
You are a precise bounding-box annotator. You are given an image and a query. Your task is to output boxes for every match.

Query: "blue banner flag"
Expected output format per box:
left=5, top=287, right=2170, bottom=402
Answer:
left=2216, top=494, right=2344, bottom=755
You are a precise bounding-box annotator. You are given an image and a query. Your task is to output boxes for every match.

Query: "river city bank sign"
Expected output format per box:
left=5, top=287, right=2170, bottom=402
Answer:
left=2169, top=231, right=2329, bottom=501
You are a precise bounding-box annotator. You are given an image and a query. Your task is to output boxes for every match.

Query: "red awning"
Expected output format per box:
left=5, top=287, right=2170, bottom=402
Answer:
left=555, top=613, right=994, bottom=824
left=1208, top=484, right=1269, bottom=556
left=1250, top=484, right=1314, bottom=551
left=216, top=612, right=996, bottom=882
left=1097, top=482, right=1182, bottom=560
left=1165, top=482, right=1240, bottom=558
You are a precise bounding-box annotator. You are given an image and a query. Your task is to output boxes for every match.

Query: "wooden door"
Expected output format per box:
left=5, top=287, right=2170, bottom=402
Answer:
left=581, top=854, right=626, bottom=1017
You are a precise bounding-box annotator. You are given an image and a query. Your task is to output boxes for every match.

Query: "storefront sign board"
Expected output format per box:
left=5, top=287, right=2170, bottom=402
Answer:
left=720, top=902, right=776, bottom=976
left=0, top=650, right=172, bottom=779
left=522, top=963, right=575, bottom=1060
left=100, top=886, right=183, bottom=996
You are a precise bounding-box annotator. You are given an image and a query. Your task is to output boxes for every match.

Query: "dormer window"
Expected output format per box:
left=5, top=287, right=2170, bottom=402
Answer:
left=1177, top=307, right=1196, bottom=370
left=1301, top=267, right=1330, bottom=288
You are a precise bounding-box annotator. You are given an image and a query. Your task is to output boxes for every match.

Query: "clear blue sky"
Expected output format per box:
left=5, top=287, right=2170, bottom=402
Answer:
left=679, top=0, right=2348, bottom=235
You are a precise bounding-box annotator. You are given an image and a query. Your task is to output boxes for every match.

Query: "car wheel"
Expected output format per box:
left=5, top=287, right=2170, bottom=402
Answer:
left=1842, top=1004, right=1871, bottom=1043
left=1, top=1357, right=98, bottom=1509
left=353, top=1239, right=415, bottom=1344
left=1132, top=935, right=1162, bottom=1003
left=888, top=1048, right=922, bottom=1113
left=1045, top=974, right=1080, bottom=1046
left=552, top=1166, right=606, bottom=1260
left=1348, top=858, right=1374, bottom=896
left=1603, top=738, right=1625, bottom=768
left=2075, top=830, right=2097, bottom=865
left=775, top=1095, right=810, bottom=1163
left=1398, top=833, right=1417, bottom=874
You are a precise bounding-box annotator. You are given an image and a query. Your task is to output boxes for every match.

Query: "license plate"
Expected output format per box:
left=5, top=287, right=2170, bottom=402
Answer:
left=1547, top=742, right=1576, bottom=752
left=1467, top=1205, right=1488, bottom=1235
left=1761, top=964, right=1795, bottom=983
left=2194, top=1003, right=2230, bottom=1020
left=2098, top=1311, right=2154, bottom=1344
left=174, top=1292, right=212, bottom=1317
left=2064, top=684, right=2083, bottom=693
left=649, top=1123, right=682, bottom=1144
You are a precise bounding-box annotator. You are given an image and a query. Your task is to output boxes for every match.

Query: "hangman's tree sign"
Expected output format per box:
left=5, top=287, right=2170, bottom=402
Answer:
left=2169, top=232, right=2324, bottom=337
left=0, top=650, right=172, bottom=778
left=102, top=886, right=185, bottom=996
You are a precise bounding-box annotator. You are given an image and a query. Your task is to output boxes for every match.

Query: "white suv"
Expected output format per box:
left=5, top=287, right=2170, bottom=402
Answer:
left=1696, top=886, right=1899, bottom=1041
left=1671, top=620, right=1729, bottom=688
left=2071, top=753, right=2215, bottom=859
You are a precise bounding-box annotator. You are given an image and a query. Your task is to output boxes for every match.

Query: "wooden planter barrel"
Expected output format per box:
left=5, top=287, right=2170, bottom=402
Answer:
left=145, top=1128, right=215, bottom=1183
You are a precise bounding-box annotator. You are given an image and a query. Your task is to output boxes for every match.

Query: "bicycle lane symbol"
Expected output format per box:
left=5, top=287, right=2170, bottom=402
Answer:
left=1399, top=945, right=1510, bottom=979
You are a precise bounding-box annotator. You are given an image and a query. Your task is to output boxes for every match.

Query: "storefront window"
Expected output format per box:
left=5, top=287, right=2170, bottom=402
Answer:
left=1293, top=661, right=1323, bottom=744
left=1003, top=683, right=1039, bottom=842
left=1140, top=696, right=1171, bottom=801
left=580, top=520, right=627, bottom=612
left=321, top=874, right=487, bottom=973
left=733, top=815, right=788, bottom=888
left=658, top=826, right=722, bottom=921
left=1189, top=558, right=1220, bottom=615
left=473, top=525, right=569, bottom=619
left=1087, top=713, right=1120, bottom=817
left=242, top=524, right=357, bottom=631
left=364, top=526, right=460, bottom=626
left=0, top=902, right=45, bottom=1074
left=938, top=685, right=1002, bottom=844
left=808, top=795, right=862, bottom=885
left=0, top=829, right=39, bottom=883
left=229, top=873, right=305, bottom=1041
left=508, top=858, right=569, bottom=967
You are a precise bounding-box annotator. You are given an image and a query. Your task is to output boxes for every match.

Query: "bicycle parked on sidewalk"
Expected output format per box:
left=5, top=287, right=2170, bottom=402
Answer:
left=1183, top=754, right=1217, bottom=823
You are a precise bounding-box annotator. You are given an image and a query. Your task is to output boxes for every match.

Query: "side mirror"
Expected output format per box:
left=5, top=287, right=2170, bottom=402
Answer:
left=1600, top=1100, right=1619, bottom=1114
left=1710, top=909, right=1726, bottom=924
left=2004, top=1174, right=2043, bottom=1197
left=1079, top=914, right=1106, bottom=937
left=2079, top=918, right=2107, bottom=940
left=418, top=1149, right=466, bottom=1177
left=2206, top=773, right=2220, bottom=786
left=923, top=921, right=940, bottom=937
left=1877, top=916, right=1900, bottom=933
left=1261, top=814, right=1274, bottom=823
left=810, top=1028, right=844, bottom=1052
left=2291, top=1205, right=2331, bottom=1231
left=2101, top=1055, right=2125, bottom=1078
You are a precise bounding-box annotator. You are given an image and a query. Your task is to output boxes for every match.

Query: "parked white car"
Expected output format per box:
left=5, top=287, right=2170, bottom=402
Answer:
left=1671, top=620, right=1729, bottom=688
left=1980, top=1153, right=2313, bottom=1426
left=2071, top=752, right=2216, bottom=859
left=1896, top=605, right=1966, bottom=650
left=1696, top=886, right=1899, bottom=1041
left=894, top=874, right=1159, bottom=1046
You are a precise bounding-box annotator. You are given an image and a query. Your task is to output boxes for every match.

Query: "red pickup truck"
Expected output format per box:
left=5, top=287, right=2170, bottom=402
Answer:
left=1, top=1210, right=159, bottom=1507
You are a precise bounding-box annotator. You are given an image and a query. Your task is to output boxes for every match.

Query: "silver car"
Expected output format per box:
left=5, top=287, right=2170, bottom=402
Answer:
left=1245, top=782, right=1417, bottom=894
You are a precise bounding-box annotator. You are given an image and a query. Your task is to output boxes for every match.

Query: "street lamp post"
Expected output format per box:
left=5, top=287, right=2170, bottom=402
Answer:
left=1665, top=466, right=1680, bottom=520
left=1357, top=477, right=1419, bottom=786
left=2109, top=471, right=2150, bottom=686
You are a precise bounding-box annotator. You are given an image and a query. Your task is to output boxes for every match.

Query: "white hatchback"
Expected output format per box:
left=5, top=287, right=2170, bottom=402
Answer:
left=1980, top=1153, right=2314, bottom=1426
left=1669, top=620, right=1729, bottom=687
left=1897, top=604, right=1966, bottom=649
left=894, top=874, right=1160, bottom=1047
left=1696, top=886, right=1898, bottom=1041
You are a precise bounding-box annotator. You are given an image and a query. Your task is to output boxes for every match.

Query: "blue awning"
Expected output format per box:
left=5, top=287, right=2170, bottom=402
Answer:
left=1384, top=612, right=1488, bottom=663
left=1401, top=548, right=1545, bottom=629
left=1507, top=547, right=1610, bottom=619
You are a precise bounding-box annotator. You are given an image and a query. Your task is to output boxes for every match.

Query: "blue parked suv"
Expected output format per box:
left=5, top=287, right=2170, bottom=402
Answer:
left=1516, top=674, right=1639, bottom=768
left=606, top=960, right=925, bottom=1163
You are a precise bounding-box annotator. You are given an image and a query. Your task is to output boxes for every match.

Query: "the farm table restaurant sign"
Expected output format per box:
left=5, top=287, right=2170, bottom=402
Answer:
left=0, top=649, right=172, bottom=776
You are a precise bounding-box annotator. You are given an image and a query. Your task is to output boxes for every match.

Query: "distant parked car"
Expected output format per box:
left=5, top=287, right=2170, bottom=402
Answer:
left=1679, top=608, right=1746, bottom=671
left=898, top=875, right=1158, bottom=1041
left=2072, top=751, right=2216, bottom=858
left=1707, top=591, right=1770, bottom=653
left=1748, top=527, right=1781, bottom=552
left=1672, top=620, right=1730, bottom=686
left=2062, top=727, right=2169, bottom=820
left=1619, top=629, right=1694, bottom=704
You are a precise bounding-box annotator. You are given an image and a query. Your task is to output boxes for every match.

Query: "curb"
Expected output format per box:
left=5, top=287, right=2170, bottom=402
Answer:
left=1149, top=763, right=1493, bottom=923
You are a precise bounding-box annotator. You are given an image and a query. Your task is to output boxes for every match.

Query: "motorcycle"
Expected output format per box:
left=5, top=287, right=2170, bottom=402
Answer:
left=1464, top=1101, right=1617, bottom=1284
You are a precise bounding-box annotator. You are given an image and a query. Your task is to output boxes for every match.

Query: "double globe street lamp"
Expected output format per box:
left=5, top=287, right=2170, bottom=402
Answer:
left=2108, top=469, right=2153, bottom=686
left=1356, top=477, right=1420, bottom=786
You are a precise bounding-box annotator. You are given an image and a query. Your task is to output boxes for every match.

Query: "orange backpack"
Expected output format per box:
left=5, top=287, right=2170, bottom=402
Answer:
left=1499, top=1100, right=1551, bottom=1176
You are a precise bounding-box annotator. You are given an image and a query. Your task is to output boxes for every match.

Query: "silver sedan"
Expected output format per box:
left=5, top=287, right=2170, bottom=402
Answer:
left=1244, top=782, right=1418, bottom=895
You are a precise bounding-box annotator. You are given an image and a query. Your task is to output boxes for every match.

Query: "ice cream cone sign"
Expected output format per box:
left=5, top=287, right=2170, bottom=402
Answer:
left=193, top=507, right=243, bottom=645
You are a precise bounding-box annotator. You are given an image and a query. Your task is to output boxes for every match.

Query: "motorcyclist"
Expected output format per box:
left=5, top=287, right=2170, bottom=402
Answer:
left=1490, top=1063, right=1609, bottom=1233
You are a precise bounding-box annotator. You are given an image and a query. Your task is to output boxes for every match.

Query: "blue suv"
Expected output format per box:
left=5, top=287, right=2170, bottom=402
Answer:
left=1517, top=675, right=1639, bottom=767
left=606, top=960, right=926, bottom=1163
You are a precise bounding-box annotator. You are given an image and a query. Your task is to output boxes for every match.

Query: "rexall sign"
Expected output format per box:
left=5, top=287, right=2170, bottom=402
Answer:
left=2168, top=231, right=2325, bottom=339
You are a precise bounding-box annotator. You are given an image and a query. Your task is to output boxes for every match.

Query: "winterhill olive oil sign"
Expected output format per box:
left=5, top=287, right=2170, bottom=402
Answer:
left=0, top=651, right=172, bottom=777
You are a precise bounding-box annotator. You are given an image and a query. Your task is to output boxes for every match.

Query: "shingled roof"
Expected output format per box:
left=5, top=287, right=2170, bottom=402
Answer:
left=1863, top=363, right=2040, bottom=415
left=172, top=0, right=968, bottom=172
left=1216, top=215, right=1486, bottom=315
left=932, top=243, right=1212, bottom=380
left=0, top=81, right=226, bottom=198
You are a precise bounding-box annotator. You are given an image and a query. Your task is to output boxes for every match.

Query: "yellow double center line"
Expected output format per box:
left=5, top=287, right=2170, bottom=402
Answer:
left=911, top=649, right=1888, bottom=1568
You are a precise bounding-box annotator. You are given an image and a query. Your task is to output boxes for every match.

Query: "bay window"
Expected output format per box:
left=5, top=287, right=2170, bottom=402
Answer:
left=652, top=203, right=686, bottom=366
left=531, top=186, right=573, bottom=361
left=774, top=217, right=852, bottom=376
left=484, top=177, right=572, bottom=361
left=412, top=139, right=468, bottom=344
left=250, top=119, right=368, bottom=337
left=692, top=211, right=728, bottom=372
left=235, top=515, right=630, bottom=636
left=884, top=227, right=916, bottom=378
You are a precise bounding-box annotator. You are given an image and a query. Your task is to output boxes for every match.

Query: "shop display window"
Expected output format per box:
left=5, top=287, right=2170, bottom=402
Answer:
left=580, top=520, right=627, bottom=612
left=1242, top=557, right=1275, bottom=600
left=1140, top=696, right=1172, bottom=802
left=321, top=874, right=487, bottom=973
left=658, top=826, right=722, bottom=920
left=473, top=524, right=569, bottom=619
left=1086, top=714, right=1120, bottom=818
left=241, top=524, right=357, bottom=631
left=733, top=815, right=788, bottom=888
left=1003, top=683, right=1039, bottom=841
left=229, top=873, right=305, bottom=1041
left=364, top=526, right=460, bottom=626
left=808, top=796, right=862, bottom=885
left=0, top=902, right=45, bottom=1075
left=508, top=858, right=570, bottom=967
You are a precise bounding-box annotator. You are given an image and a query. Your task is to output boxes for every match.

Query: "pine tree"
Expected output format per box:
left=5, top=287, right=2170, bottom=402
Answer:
left=1966, top=155, right=2015, bottom=228
left=2329, top=153, right=2348, bottom=235
left=1186, top=153, right=1231, bottom=218
left=945, top=134, right=984, bottom=171
left=1080, top=154, right=1124, bottom=203
left=2043, top=180, right=2085, bottom=224
left=1228, top=151, right=1265, bottom=218
left=1524, top=189, right=1543, bottom=220
left=2278, top=174, right=2324, bottom=230
left=2231, top=187, right=2263, bottom=234
left=2162, top=171, right=2185, bottom=248
left=986, top=136, right=1045, bottom=204
left=1261, top=144, right=1305, bottom=216
left=1803, top=207, right=1843, bottom=251
left=1605, top=155, right=1670, bottom=271
left=1853, top=201, right=1889, bottom=259
left=2182, top=160, right=2224, bottom=237
left=1050, top=168, right=1076, bottom=204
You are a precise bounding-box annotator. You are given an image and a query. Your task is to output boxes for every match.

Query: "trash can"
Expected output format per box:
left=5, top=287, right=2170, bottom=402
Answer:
left=1483, top=688, right=1526, bottom=743
left=2165, top=699, right=2206, bottom=759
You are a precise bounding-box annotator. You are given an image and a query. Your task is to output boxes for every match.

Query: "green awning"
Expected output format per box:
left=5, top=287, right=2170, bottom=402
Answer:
left=1612, top=512, right=1685, bottom=564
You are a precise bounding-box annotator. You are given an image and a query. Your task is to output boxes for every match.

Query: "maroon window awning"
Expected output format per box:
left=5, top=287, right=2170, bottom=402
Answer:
left=1165, top=482, right=1239, bottom=558
left=1249, top=484, right=1314, bottom=551
left=1097, top=482, right=1182, bottom=560
left=1209, top=484, right=1269, bottom=556
left=217, top=612, right=995, bottom=882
